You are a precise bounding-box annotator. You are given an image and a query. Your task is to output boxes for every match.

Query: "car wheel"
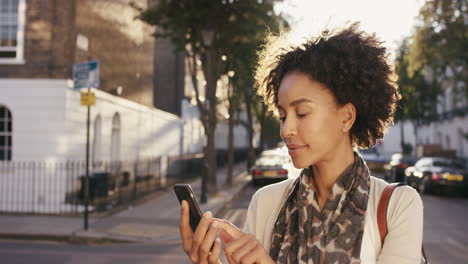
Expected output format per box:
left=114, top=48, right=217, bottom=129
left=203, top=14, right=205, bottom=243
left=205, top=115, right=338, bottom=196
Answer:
left=419, top=175, right=431, bottom=194
left=252, top=179, right=261, bottom=187
left=409, top=181, right=418, bottom=190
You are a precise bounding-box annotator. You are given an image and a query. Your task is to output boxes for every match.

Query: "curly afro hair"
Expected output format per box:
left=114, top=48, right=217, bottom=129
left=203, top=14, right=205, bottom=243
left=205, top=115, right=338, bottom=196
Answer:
left=255, top=23, right=401, bottom=148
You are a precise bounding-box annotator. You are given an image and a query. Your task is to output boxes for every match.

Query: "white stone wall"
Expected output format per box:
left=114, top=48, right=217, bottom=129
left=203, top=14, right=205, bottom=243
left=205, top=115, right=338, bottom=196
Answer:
left=377, top=73, right=468, bottom=160
left=215, top=120, right=250, bottom=150
left=64, top=88, right=183, bottom=162
left=181, top=99, right=205, bottom=155
left=0, top=78, right=186, bottom=213
left=181, top=98, right=258, bottom=152
left=0, top=79, right=184, bottom=162
left=0, top=79, right=68, bottom=161
left=381, top=117, right=468, bottom=159
left=380, top=121, right=417, bottom=159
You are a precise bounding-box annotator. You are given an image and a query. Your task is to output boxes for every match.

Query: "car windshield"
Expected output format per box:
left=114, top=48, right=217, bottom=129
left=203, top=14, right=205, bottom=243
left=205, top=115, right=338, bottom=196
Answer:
left=255, top=154, right=288, bottom=166
left=402, top=157, right=418, bottom=164
left=360, top=148, right=378, bottom=155
left=433, top=160, right=466, bottom=169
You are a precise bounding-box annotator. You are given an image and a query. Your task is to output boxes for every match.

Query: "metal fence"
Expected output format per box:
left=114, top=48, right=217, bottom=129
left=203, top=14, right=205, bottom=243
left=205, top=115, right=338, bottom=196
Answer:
left=0, top=158, right=163, bottom=215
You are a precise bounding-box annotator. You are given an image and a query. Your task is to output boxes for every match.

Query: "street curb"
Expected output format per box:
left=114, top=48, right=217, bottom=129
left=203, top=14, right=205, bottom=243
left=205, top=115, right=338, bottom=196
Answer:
left=0, top=233, right=133, bottom=245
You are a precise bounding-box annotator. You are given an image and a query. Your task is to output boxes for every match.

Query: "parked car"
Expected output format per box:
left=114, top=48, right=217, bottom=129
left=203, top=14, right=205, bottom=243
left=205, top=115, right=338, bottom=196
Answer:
left=406, top=157, right=467, bottom=195
left=251, top=148, right=300, bottom=186
left=383, top=153, right=418, bottom=183
left=359, top=147, right=387, bottom=172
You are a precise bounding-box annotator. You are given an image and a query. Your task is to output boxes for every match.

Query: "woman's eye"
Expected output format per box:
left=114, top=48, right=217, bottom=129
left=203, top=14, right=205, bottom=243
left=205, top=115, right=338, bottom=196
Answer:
left=297, top=113, right=307, bottom=118
left=279, top=117, right=286, bottom=123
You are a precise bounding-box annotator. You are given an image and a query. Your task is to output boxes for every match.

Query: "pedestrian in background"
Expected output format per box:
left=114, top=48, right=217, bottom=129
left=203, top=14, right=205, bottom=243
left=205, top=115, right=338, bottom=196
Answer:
left=179, top=22, right=423, bottom=264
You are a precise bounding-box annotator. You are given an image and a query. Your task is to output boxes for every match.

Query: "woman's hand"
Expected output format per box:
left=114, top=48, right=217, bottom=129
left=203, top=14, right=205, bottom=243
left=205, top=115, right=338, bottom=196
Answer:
left=179, top=200, right=222, bottom=264
left=216, top=220, right=275, bottom=264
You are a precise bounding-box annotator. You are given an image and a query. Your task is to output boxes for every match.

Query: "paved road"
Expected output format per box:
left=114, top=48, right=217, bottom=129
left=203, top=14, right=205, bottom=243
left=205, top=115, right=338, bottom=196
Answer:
left=422, top=193, right=468, bottom=263
left=0, top=239, right=192, bottom=264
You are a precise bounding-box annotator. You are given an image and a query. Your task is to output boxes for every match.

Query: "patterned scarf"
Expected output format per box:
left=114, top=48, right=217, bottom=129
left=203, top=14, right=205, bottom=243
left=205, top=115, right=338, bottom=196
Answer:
left=269, top=152, right=371, bottom=264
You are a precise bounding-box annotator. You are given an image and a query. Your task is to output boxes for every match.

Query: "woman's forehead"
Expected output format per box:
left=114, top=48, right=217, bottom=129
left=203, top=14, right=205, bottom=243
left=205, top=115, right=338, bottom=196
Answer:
left=277, top=72, right=334, bottom=107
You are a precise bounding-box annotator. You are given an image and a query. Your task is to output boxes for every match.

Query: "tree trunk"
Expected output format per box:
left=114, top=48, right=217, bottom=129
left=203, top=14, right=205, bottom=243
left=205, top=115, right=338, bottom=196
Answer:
left=203, top=47, right=218, bottom=195
left=226, top=82, right=235, bottom=186
left=412, top=121, right=419, bottom=153
left=245, top=95, right=255, bottom=171
left=400, top=120, right=405, bottom=153
left=259, top=103, right=267, bottom=150
left=205, top=123, right=217, bottom=194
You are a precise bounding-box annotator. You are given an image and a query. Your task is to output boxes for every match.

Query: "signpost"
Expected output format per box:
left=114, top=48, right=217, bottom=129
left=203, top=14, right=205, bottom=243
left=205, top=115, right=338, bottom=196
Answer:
left=73, top=60, right=99, bottom=230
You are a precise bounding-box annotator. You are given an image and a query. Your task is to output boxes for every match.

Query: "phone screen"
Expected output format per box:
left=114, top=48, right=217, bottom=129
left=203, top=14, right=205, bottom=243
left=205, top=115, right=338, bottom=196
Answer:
left=174, top=184, right=203, bottom=232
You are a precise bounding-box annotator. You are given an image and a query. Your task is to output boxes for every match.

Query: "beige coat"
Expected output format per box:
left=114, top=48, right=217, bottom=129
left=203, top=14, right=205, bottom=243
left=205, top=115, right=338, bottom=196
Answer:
left=242, top=176, right=423, bottom=264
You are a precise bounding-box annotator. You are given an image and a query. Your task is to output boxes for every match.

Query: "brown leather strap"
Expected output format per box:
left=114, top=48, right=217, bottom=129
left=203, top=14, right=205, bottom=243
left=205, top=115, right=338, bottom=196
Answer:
left=377, top=183, right=429, bottom=263
left=377, top=182, right=405, bottom=245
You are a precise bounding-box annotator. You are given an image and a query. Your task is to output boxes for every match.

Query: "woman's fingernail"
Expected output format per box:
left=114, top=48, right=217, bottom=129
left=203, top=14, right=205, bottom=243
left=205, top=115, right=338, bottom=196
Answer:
left=205, top=211, right=212, bottom=218
left=211, top=221, right=218, bottom=228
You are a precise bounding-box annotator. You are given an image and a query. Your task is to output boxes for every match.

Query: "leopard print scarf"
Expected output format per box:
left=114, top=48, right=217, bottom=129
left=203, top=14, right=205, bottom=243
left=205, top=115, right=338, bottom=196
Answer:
left=269, top=152, right=371, bottom=264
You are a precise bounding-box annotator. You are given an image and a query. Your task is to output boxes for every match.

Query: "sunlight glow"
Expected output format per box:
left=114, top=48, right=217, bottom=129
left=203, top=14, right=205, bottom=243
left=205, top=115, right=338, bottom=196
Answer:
left=275, top=0, right=425, bottom=59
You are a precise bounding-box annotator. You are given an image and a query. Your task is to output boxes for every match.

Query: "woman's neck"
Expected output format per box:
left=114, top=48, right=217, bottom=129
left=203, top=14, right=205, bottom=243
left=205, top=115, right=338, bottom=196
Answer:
left=311, top=145, right=355, bottom=209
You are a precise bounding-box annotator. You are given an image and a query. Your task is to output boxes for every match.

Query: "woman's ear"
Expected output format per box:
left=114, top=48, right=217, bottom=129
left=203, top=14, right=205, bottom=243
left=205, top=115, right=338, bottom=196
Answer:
left=340, top=103, right=356, bottom=133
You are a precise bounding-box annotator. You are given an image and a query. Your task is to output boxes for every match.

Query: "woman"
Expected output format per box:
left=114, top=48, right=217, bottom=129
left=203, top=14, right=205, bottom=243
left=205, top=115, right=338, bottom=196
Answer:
left=179, top=23, right=423, bottom=264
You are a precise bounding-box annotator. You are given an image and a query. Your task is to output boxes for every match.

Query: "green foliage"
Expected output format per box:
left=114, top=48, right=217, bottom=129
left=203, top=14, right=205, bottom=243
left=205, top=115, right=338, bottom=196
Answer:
left=133, top=0, right=286, bottom=59
left=395, top=0, right=467, bottom=125
left=408, top=0, right=467, bottom=100
left=395, top=38, right=439, bottom=124
left=402, top=142, right=413, bottom=155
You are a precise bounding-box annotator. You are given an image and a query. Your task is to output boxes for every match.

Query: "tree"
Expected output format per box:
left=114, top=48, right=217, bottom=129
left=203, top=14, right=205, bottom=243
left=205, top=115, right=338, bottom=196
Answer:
left=394, top=37, right=440, bottom=146
left=222, top=17, right=288, bottom=185
left=132, top=0, right=286, bottom=195
left=223, top=12, right=288, bottom=184
left=408, top=0, right=467, bottom=103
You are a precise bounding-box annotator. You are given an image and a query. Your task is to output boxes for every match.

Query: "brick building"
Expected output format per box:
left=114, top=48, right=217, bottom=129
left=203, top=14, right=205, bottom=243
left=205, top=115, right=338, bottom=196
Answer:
left=0, top=0, right=155, bottom=107
left=0, top=0, right=202, bottom=163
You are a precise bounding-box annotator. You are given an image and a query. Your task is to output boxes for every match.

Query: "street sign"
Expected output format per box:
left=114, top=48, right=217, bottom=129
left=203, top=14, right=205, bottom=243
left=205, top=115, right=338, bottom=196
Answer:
left=73, top=60, right=100, bottom=89
left=80, top=91, right=96, bottom=106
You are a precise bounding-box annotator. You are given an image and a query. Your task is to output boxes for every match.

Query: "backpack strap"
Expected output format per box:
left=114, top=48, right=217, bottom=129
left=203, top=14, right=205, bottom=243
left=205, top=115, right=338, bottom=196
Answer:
left=377, top=182, right=405, bottom=245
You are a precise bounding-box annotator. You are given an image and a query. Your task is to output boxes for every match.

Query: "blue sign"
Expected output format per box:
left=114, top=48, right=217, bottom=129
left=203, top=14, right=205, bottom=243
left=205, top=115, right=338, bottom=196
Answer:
left=73, top=60, right=100, bottom=89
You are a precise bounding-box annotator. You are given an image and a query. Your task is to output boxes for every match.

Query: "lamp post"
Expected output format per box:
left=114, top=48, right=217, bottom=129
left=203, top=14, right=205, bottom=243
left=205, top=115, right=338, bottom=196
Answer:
left=200, top=27, right=215, bottom=204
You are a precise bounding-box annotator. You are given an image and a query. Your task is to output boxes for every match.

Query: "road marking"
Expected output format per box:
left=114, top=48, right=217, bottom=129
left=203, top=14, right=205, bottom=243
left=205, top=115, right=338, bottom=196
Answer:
left=447, top=237, right=468, bottom=253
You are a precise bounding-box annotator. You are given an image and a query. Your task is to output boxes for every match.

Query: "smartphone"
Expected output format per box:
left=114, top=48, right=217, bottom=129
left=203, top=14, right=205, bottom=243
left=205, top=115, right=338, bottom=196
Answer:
left=174, top=184, right=203, bottom=232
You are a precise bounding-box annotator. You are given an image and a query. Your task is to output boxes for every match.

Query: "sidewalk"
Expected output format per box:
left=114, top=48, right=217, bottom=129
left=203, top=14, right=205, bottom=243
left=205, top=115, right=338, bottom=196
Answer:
left=0, top=162, right=251, bottom=244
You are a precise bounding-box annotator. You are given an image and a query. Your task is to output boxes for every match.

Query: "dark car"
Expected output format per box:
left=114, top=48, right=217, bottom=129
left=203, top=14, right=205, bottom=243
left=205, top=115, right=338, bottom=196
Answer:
left=406, top=157, right=467, bottom=195
left=383, top=153, right=418, bottom=183
left=251, top=149, right=300, bottom=186
left=359, top=147, right=387, bottom=172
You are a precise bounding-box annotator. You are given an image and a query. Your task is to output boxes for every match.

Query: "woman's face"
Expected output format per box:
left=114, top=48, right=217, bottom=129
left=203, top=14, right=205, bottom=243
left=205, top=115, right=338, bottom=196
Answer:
left=278, top=71, right=350, bottom=169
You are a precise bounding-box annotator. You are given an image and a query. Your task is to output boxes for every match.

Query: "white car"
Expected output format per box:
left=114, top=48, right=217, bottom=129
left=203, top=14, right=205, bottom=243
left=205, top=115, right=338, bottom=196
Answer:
left=251, top=148, right=301, bottom=186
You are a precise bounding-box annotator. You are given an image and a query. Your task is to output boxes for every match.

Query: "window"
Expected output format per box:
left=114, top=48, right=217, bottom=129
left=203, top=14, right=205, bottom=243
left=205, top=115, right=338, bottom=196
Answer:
left=110, top=113, right=121, bottom=162
left=0, top=0, right=25, bottom=63
left=0, top=106, right=12, bottom=161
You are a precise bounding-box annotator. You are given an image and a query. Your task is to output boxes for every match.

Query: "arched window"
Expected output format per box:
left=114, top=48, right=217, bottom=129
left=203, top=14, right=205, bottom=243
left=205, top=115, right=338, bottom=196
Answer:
left=110, top=113, right=121, bottom=162
left=0, top=106, right=12, bottom=161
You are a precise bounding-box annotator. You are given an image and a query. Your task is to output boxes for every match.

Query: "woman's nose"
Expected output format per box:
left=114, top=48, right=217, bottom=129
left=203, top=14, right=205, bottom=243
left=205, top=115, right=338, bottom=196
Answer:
left=280, top=116, right=297, bottom=139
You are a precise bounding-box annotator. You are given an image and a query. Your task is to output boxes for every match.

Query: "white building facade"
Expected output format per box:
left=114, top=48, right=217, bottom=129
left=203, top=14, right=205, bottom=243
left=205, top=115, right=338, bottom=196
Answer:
left=379, top=85, right=468, bottom=160
left=0, top=79, right=186, bottom=162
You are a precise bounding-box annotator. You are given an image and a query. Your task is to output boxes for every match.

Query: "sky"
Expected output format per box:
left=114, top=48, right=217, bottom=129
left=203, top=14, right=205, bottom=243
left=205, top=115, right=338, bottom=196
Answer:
left=274, top=0, right=426, bottom=59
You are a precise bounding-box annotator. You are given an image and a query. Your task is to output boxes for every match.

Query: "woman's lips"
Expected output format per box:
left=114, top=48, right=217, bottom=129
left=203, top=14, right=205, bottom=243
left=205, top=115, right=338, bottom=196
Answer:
left=288, top=146, right=306, bottom=157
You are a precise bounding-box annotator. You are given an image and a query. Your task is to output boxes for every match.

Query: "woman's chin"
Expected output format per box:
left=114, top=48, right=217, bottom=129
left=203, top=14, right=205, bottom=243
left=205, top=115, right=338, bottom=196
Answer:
left=291, top=158, right=311, bottom=169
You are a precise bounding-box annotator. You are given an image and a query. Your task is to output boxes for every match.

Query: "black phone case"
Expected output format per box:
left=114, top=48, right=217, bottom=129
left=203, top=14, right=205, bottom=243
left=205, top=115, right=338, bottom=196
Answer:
left=173, top=184, right=203, bottom=232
